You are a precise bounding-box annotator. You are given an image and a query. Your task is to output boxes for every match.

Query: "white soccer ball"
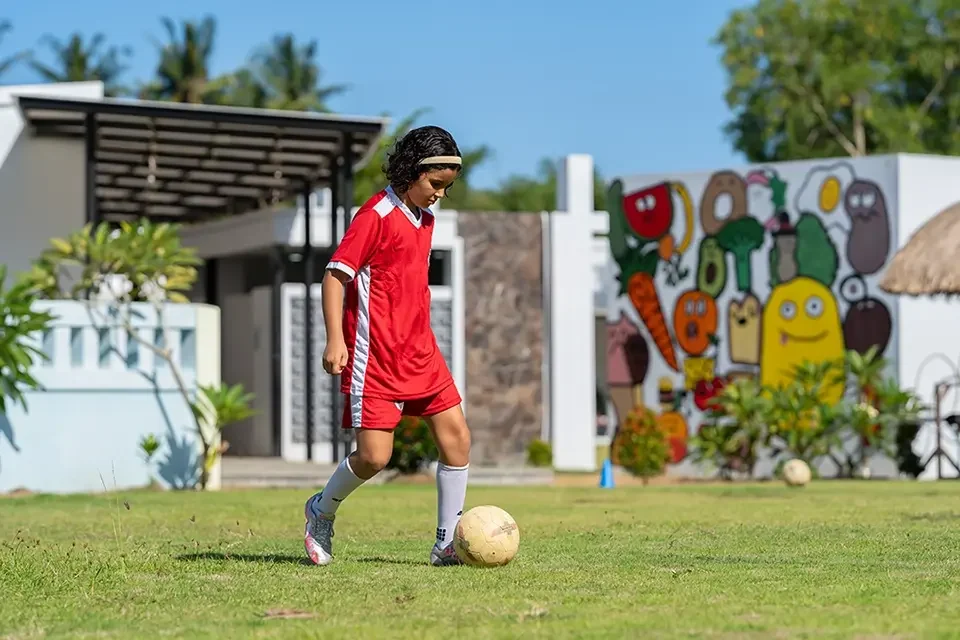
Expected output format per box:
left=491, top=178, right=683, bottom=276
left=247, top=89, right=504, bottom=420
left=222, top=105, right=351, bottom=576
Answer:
left=453, top=505, right=520, bottom=567
left=782, top=459, right=812, bottom=487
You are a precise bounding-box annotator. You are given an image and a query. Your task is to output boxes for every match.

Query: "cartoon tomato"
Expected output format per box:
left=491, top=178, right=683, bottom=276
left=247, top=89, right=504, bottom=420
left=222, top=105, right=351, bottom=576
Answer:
left=622, top=182, right=674, bottom=240
left=694, top=377, right=726, bottom=412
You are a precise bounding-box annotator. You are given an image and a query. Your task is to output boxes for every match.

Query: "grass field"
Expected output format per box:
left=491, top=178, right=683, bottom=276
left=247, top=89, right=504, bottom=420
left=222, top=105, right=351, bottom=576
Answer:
left=2, top=481, right=960, bottom=639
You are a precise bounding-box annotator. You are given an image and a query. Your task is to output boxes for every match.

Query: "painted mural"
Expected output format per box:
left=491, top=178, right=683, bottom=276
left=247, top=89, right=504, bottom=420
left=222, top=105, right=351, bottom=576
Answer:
left=604, top=157, right=898, bottom=467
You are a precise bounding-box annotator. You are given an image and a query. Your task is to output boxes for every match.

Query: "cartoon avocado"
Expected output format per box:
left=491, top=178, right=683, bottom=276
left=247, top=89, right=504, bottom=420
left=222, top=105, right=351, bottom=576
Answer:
left=696, top=237, right=727, bottom=298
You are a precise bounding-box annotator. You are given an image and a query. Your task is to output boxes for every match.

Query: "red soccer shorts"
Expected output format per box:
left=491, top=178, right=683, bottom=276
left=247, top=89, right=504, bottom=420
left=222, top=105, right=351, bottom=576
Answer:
left=341, top=382, right=462, bottom=430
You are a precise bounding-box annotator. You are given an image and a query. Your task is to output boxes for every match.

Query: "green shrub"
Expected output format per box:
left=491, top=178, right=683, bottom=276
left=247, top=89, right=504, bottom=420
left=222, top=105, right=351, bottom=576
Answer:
left=611, top=406, right=670, bottom=484
left=388, top=416, right=438, bottom=474
left=0, top=265, right=54, bottom=414
left=526, top=439, right=552, bottom=467
left=686, top=348, right=925, bottom=480
left=690, top=378, right=770, bottom=479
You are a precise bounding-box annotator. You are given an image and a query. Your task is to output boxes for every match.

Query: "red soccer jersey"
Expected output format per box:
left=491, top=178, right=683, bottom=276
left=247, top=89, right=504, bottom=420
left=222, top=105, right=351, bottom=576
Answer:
left=327, top=186, right=453, bottom=400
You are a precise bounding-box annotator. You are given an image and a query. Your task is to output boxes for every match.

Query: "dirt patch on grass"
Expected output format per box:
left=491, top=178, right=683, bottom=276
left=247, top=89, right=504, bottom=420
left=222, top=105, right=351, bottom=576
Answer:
left=0, top=488, right=35, bottom=499
left=262, top=609, right=315, bottom=620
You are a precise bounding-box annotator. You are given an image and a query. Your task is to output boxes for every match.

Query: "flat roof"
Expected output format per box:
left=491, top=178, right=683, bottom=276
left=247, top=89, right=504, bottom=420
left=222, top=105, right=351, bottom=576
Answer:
left=17, top=95, right=389, bottom=222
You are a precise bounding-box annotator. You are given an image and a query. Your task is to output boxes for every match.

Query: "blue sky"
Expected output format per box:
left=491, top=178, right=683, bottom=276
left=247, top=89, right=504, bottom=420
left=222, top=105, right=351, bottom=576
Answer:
left=2, top=0, right=750, bottom=189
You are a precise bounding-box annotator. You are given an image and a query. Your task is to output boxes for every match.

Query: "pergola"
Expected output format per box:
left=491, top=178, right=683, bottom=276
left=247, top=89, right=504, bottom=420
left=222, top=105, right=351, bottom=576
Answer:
left=17, top=94, right=389, bottom=463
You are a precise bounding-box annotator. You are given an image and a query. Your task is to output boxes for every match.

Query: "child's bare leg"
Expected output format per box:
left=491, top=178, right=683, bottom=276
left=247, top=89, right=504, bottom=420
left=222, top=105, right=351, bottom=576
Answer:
left=347, top=429, right=395, bottom=479
left=426, top=405, right=470, bottom=561
left=316, top=429, right=393, bottom=514
left=427, top=404, right=471, bottom=467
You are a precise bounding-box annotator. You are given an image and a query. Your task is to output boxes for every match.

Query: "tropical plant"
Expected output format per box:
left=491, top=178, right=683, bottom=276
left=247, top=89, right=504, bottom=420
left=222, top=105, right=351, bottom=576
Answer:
left=766, top=381, right=838, bottom=467
left=191, top=383, right=256, bottom=489
left=352, top=108, right=494, bottom=208
left=29, top=33, right=131, bottom=96
left=694, top=377, right=771, bottom=478
left=20, top=220, right=201, bottom=303
left=139, top=433, right=161, bottom=487
left=218, top=68, right=268, bottom=109
left=246, top=33, right=347, bottom=111
left=0, top=20, right=28, bottom=79
left=487, top=157, right=609, bottom=213
left=0, top=266, right=54, bottom=415
left=353, top=108, right=430, bottom=204
left=139, top=16, right=228, bottom=104
left=23, top=221, right=255, bottom=490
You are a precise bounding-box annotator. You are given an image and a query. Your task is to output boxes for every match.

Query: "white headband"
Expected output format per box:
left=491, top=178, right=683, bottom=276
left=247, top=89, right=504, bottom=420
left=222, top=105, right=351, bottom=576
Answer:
left=419, top=155, right=462, bottom=166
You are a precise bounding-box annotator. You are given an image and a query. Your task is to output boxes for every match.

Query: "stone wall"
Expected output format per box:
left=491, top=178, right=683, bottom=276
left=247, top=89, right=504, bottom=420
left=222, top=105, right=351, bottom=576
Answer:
left=458, top=212, right=544, bottom=465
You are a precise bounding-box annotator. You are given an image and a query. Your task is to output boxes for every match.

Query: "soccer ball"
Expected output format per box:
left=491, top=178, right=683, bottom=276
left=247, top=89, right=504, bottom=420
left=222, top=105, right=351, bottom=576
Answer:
left=453, top=505, right=520, bottom=567
left=782, top=459, right=812, bottom=487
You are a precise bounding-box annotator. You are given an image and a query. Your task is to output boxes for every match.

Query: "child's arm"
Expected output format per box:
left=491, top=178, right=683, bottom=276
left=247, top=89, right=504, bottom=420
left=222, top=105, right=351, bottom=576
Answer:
left=320, top=205, right=384, bottom=375
left=321, top=269, right=350, bottom=375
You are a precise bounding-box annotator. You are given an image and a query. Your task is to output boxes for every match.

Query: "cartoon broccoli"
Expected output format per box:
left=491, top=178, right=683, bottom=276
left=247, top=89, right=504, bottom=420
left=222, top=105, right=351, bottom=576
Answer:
left=716, top=217, right=765, bottom=293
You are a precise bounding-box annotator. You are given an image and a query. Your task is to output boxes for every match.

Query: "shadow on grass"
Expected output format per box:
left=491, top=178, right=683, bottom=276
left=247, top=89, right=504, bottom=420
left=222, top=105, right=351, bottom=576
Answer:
left=354, top=556, right=424, bottom=566
left=176, top=552, right=426, bottom=567
left=902, top=512, right=960, bottom=522
left=177, top=552, right=312, bottom=565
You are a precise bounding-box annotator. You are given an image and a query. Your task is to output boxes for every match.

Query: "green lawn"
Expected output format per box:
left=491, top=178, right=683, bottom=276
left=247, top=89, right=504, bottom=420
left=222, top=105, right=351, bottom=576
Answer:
left=2, top=481, right=960, bottom=639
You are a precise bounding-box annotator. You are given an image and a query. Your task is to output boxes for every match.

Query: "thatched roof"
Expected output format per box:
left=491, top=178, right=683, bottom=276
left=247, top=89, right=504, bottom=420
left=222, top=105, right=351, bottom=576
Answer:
left=880, top=201, right=960, bottom=296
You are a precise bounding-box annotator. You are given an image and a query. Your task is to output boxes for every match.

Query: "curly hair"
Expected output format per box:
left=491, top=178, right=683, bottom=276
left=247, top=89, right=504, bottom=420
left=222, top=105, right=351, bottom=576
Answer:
left=383, top=125, right=462, bottom=194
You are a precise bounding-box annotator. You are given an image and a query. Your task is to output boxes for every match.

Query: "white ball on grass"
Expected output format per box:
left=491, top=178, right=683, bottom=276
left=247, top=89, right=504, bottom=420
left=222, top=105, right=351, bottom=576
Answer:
left=453, top=505, right=520, bottom=567
left=782, top=459, right=812, bottom=487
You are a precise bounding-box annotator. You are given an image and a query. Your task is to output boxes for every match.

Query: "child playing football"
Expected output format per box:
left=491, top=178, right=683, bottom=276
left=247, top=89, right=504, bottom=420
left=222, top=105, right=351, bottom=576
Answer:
left=303, top=125, right=471, bottom=567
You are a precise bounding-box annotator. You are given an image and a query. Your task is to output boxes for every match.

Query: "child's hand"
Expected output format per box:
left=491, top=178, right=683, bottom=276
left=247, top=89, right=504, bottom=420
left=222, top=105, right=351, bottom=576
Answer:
left=322, top=339, right=349, bottom=375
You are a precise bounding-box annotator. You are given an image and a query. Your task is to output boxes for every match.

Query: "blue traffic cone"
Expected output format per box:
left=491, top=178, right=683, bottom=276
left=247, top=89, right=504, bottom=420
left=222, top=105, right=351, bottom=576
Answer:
left=599, top=458, right=615, bottom=489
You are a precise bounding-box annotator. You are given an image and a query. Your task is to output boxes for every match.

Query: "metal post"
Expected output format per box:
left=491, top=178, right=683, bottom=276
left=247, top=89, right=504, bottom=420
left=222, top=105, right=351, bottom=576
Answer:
left=303, top=184, right=315, bottom=462
left=83, top=113, right=99, bottom=300
left=329, top=161, right=341, bottom=463
left=340, top=136, right=355, bottom=460
left=342, top=133, right=354, bottom=231
left=936, top=383, right=944, bottom=480
left=84, top=113, right=99, bottom=226
left=204, top=258, right=218, bottom=305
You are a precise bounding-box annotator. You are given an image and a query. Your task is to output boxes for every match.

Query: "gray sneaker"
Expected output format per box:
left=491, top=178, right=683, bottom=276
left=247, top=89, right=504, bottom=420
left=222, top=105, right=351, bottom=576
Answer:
left=430, top=543, right=464, bottom=566
left=303, top=493, right=335, bottom=566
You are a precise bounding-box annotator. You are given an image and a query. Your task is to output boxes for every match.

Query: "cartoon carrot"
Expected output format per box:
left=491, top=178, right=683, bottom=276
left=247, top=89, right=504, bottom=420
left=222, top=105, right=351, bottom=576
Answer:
left=657, top=235, right=675, bottom=261
left=627, top=271, right=679, bottom=372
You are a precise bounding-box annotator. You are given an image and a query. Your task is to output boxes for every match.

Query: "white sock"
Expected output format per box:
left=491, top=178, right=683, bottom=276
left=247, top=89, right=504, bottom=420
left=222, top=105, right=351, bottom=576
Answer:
left=316, top=457, right=365, bottom=515
left=436, top=463, right=469, bottom=547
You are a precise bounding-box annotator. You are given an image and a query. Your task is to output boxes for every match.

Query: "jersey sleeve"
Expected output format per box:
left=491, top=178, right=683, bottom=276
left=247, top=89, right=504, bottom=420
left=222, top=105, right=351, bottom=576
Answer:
left=327, top=208, right=383, bottom=280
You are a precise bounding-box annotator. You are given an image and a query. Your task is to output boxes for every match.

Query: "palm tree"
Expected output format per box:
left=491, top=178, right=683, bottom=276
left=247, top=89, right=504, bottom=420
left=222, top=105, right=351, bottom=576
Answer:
left=218, top=68, right=268, bottom=109
left=249, top=34, right=346, bottom=111
left=353, top=108, right=493, bottom=207
left=29, top=33, right=131, bottom=96
left=139, top=16, right=223, bottom=104
left=354, top=108, right=429, bottom=204
left=0, top=20, right=29, bottom=79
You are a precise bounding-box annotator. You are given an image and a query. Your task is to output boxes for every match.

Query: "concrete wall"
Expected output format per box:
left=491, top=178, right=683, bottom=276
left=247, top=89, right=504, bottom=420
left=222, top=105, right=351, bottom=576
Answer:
left=0, top=82, right=104, bottom=277
left=0, top=301, right=221, bottom=494
left=894, top=154, right=960, bottom=479
left=459, top=211, right=544, bottom=465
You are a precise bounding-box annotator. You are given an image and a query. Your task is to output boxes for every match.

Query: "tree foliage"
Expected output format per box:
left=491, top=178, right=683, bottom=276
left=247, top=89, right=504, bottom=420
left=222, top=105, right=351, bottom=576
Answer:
left=0, top=20, right=28, bottom=78
left=30, top=33, right=131, bottom=96
left=138, top=16, right=224, bottom=104
left=716, top=0, right=960, bottom=161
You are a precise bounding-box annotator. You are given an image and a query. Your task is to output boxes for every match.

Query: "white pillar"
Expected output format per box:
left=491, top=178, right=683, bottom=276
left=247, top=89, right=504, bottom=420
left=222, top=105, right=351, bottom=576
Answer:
left=548, top=154, right=597, bottom=471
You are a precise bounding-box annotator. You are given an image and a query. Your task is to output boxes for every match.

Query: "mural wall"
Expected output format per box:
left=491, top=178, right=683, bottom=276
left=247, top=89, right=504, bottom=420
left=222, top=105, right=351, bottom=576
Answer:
left=604, top=157, right=899, bottom=468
